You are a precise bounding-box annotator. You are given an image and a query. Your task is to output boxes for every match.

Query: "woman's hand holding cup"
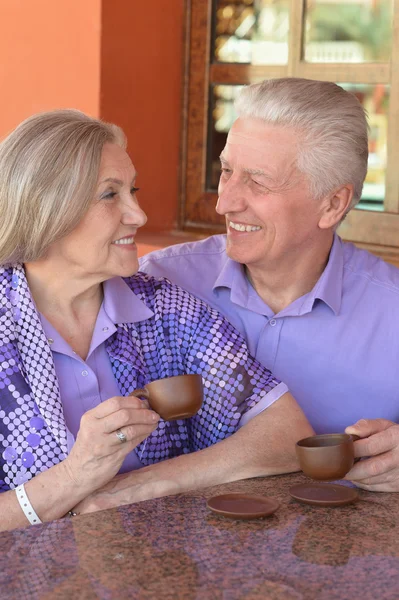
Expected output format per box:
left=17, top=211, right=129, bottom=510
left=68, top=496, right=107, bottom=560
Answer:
left=62, top=395, right=160, bottom=493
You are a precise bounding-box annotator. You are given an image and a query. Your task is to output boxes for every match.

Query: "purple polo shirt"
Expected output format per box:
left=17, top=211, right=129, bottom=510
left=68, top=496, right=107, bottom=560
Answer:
left=39, top=277, right=149, bottom=473
left=140, top=234, right=399, bottom=433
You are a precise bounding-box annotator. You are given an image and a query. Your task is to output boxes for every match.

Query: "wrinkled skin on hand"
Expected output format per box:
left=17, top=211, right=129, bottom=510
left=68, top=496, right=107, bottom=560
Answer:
left=345, top=419, right=399, bottom=492
left=64, top=395, right=159, bottom=494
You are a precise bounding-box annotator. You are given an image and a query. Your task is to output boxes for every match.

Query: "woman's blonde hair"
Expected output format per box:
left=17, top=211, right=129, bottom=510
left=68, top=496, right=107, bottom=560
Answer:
left=0, top=109, right=126, bottom=265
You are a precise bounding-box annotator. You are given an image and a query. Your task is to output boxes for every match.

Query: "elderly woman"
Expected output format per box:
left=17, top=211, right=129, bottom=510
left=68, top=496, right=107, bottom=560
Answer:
left=0, top=110, right=312, bottom=530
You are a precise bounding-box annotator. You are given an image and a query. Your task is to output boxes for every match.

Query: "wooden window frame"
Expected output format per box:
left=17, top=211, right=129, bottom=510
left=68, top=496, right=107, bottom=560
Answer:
left=179, top=0, right=399, bottom=252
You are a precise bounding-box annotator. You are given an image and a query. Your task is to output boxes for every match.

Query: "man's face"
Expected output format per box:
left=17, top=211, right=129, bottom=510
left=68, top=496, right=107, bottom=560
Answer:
left=217, top=118, right=326, bottom=270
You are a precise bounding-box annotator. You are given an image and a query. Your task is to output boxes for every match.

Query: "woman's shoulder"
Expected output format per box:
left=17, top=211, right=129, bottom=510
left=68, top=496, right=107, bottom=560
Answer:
left=123, top=272, right=219, bottom=317
left=0, top=264, right=22, bottom=299
left=0, top=264, right=15, bottom=282
left=122, top=272, right=173, bottom=304
left=0, top=265, right=18, bottom=313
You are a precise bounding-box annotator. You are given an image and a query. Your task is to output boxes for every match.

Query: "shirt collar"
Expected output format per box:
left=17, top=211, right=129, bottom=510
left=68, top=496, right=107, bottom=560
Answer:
left=214, top=257, right=254, bottom=305
left=213, top=257, right=270, bottom=315
left=103, top=277, right=154, bottom=324
left=212, top=233, right=344, bottom=317
left=39, top=276, right=154, bottom=352
left=308, top=234, right=343, bottom=316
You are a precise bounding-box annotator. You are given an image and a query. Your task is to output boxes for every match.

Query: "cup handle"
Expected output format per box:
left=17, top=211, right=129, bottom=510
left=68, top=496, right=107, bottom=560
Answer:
left=129, top=388, right=150, bottom=401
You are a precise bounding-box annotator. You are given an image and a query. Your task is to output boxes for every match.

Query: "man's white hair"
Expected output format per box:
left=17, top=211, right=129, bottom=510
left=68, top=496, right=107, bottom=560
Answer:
left=235, top=78, right=369, bottom=208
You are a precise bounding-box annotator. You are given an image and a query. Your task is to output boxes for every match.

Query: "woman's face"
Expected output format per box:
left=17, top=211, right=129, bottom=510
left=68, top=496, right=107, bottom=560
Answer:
left=46, top=143, right=147, bottom=281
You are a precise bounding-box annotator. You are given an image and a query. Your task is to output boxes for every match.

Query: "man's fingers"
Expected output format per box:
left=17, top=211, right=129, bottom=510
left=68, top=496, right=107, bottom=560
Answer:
left=345, top=418, right=395, bottom=439
left=349, top=472, right=399, bottom=492
left=348, top=469, right=399, bottom=487
left=350, top=425, right=399, bottom=459
left=351, top=482, right=390, bottom=492
left=345, top=450, right=397, bottom=481
left=344, top=424, right=399, bottom=493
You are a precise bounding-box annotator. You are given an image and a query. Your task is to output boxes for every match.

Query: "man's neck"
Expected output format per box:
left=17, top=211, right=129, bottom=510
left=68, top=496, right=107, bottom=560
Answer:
left=245, top=235, right=334, bottom=315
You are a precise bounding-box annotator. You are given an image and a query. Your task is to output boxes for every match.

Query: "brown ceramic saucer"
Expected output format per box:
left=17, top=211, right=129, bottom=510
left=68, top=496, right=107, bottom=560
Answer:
left=289, top=483, right=358, bottom=507
left=207, top=493, right=280, bottom=520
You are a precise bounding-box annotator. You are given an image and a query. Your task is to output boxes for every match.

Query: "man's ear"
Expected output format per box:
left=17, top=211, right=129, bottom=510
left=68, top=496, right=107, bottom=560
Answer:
left=318, top=184, right=354, bottom=230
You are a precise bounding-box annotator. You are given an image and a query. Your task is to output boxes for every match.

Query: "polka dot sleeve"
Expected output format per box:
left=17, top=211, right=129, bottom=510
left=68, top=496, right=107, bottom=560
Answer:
left=131, top=275, right=287, bottom=464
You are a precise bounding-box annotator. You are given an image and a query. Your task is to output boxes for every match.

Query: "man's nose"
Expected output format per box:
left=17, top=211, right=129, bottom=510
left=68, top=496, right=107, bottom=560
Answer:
left=216, top=180, right=247, bottom=215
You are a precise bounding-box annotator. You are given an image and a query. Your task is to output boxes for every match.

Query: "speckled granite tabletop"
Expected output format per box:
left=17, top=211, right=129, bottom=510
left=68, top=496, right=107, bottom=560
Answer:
left=0, top=472, right=398, bottom=600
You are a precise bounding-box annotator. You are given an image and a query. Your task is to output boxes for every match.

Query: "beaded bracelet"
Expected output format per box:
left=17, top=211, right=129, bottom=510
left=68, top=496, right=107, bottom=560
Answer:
left=15, top=484, right=42, bottom=525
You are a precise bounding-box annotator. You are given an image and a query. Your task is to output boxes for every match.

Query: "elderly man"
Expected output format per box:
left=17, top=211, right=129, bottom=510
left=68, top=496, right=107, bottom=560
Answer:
left=140, top=77, right=399, bottom=492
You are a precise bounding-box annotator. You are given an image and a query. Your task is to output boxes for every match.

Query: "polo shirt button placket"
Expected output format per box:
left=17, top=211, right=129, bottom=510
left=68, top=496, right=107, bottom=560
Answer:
left=269, top=319, right=277, bottom=327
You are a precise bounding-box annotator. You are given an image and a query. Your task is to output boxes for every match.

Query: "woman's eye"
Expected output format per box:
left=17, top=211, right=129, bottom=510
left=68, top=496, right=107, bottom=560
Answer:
left=131, top=187, right=140, bottom=195
left=101, top=191, right=117, bottom=200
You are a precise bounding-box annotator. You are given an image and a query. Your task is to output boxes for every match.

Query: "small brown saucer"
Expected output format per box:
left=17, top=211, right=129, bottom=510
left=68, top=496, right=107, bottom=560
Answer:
left=289, top=483, right=358, bottom=507
left=207, top=493, right=280, bottom=520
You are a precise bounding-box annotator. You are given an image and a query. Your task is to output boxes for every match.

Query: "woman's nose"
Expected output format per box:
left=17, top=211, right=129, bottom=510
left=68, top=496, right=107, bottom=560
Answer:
left=122, top=196, right=147, bottom=227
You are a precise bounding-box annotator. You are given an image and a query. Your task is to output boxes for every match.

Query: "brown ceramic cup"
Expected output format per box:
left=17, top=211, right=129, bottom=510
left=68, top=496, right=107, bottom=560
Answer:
left=131, top=374, right=204, bottom=421
left=296, top=433, right=359, bottom=481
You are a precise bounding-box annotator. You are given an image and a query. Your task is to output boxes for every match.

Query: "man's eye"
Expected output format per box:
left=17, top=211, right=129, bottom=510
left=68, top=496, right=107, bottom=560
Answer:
left=252, top=179, right=267, bottom=187
left=131, top=187, right=140, bottom=195
left=252, top=180, right=270, bottom=192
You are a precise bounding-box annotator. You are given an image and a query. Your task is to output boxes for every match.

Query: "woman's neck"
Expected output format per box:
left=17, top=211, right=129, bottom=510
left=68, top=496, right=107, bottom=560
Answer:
left=24, top=259, right=103, bottom=319
left=24, top=259, right=104, bottom=360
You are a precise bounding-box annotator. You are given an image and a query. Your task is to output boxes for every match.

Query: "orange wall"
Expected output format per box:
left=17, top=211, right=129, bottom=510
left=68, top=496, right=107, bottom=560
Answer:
left=0, top=0, right=101, bottom=137
left=0, top=1, right=184, bottom=233
left=100, top=0, right=185, bottom=232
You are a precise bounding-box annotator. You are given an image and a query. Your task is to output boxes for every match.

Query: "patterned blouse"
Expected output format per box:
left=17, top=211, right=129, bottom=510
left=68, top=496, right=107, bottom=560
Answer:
left=0, top=265, right=287, bottom=492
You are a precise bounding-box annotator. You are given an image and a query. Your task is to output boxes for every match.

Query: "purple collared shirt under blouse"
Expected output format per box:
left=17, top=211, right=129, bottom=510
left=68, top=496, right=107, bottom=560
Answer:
left=139, top=234, right=399, bottom=433
left=40, top=276, right=280, bottom=474
left=39, top=278, right=145, bottom=473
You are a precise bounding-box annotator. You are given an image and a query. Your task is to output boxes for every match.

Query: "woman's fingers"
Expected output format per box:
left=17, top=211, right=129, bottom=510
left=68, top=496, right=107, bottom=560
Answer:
left=65, top=395, right=160, bottom=492
left=110, top=423, right=159, bottom=447
left=93, top=395, right=147, bottom=419
left=79, top=394, right=160, bottom=453
left=101, top=405, right=159, bottom=434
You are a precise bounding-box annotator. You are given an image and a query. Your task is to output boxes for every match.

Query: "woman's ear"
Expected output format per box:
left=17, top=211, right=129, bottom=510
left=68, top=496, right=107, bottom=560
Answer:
left=318, top=184, right=354, bottom=230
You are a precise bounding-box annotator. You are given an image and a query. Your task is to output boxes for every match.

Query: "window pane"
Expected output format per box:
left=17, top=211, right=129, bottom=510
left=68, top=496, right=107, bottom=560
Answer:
left=338, top=83, right=389, bottom=209
left=207, top=85, right=241, bottom=189
left=207, top=83, right=389, bottom=209
left=304, top=0, right=393, bottom=63
left=214, top=0, right=290, bottom=65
